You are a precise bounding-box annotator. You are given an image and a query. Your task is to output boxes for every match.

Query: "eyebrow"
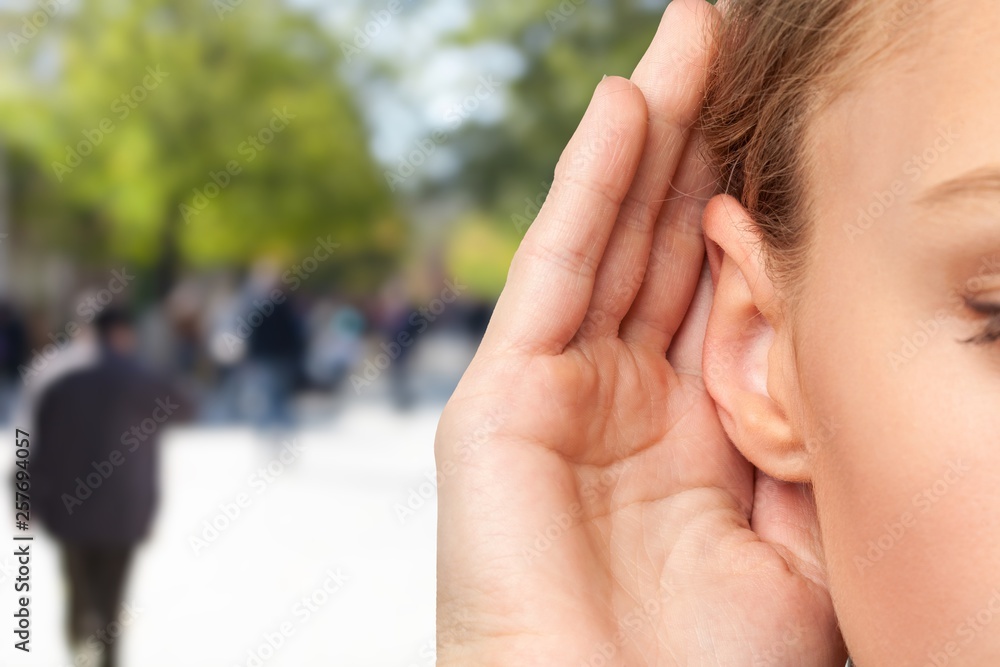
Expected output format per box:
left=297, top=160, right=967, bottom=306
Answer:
left=917, top=166, right=1000, bottom=211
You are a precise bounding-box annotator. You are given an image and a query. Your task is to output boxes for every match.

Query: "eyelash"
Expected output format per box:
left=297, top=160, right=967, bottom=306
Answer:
left=964, top=299, right=1000, bottom=345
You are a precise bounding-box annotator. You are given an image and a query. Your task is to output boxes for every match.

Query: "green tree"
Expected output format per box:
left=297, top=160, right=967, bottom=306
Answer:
left=0, top=0, right=403, bottom=294
left=413, top=0, right=673, bottom=298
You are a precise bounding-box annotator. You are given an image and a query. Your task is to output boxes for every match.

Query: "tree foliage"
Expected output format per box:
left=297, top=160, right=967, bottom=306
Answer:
left=0, top=0, right=404, bottom=293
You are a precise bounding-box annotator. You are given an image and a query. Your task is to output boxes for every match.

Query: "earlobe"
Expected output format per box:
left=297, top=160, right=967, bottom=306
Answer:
left=702, top=195, right=810, bottom=483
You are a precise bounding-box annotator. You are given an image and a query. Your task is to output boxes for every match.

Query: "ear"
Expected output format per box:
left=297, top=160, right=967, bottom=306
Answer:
left=702, top=194, right=810, bottom=482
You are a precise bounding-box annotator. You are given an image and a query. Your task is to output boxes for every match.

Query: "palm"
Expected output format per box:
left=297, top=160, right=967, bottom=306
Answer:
left=440, top=329, right=840, bottom=665
left=437, top=2, right=843, bottom=665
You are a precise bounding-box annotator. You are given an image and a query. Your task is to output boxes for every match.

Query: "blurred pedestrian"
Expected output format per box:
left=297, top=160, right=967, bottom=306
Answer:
left=0, top=301, right=27, bottom=422
left=30, top=307, right=190, bottom=667
left=235, top=261, right=305, bottom=431
left=373, top=279, right=419, bottom=409
left=305, top=302, right=365, bottom=391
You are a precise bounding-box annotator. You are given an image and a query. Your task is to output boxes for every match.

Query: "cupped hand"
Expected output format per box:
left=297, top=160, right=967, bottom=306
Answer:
left=436, top=1, right=845, bottom=664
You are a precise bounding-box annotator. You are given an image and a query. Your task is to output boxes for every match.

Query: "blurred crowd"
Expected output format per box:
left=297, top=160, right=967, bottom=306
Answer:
left=3, top=261, right=495, bottom=667
left=0, top=266, right=493, bottom=429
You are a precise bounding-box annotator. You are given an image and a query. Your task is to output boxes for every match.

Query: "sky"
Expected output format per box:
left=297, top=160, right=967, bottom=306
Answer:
left=305, top=0, right=527, bottom=188
left=0, top=0, right=529, bottom=190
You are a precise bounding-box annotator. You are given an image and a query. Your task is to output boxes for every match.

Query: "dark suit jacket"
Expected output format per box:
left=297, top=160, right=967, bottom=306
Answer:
left=30, top=350, right=190, bottom=545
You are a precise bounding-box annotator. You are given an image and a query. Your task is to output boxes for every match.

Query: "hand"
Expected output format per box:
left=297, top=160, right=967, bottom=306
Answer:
left=435, top=1, right=845, bottom=664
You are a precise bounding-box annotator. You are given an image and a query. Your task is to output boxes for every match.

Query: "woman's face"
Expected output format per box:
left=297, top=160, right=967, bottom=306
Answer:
left=795, top=2, right=1000, bottom=664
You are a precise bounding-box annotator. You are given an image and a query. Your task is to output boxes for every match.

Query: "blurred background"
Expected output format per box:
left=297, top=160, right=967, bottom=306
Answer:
left=0, top=0, right=673, bottom=664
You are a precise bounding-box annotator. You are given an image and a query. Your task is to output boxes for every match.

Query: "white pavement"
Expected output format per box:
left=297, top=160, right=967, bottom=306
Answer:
left=2, top=404, right=441, bottom=667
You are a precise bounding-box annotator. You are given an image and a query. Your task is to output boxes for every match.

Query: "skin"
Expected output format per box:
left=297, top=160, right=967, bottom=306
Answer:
left=437, top=1, right=843, bottom=665
left=437, top=0, right=999, bottom=665
left=778, top=2, right=1000, bottom=664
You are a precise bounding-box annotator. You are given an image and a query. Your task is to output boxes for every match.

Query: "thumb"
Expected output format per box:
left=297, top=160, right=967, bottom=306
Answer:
left=750, top=470, right=830, bottom=588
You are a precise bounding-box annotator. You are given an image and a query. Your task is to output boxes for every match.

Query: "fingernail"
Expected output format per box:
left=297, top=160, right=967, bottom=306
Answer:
left=601, top=74, right=607, bottom=81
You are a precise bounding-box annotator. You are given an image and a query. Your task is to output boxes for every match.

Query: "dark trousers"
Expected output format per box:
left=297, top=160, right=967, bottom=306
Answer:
left=60, top=543, right=135, bottom=667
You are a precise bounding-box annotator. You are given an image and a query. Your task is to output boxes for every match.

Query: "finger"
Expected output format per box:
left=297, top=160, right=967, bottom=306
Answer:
left=619, top=129, right=714, bottom=351
left=580, top=0, right=719, bottom=338
left=665, top=257, right=712, bottom=375
left=482, top=76, right=648, bottom=356
left=751, top=472, right=829, bottom=586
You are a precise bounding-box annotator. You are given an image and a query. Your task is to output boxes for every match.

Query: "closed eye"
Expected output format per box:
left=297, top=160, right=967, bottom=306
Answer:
left=964, top=299, right=1000, bottom=344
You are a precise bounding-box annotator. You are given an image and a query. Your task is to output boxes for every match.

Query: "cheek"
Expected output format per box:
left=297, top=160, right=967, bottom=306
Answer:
left=795, top=292, right=1000, bottom=664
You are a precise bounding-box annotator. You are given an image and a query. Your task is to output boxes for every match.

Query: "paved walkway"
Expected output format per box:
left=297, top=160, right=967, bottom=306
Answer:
left=2, top=405, right=440, bottom=667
